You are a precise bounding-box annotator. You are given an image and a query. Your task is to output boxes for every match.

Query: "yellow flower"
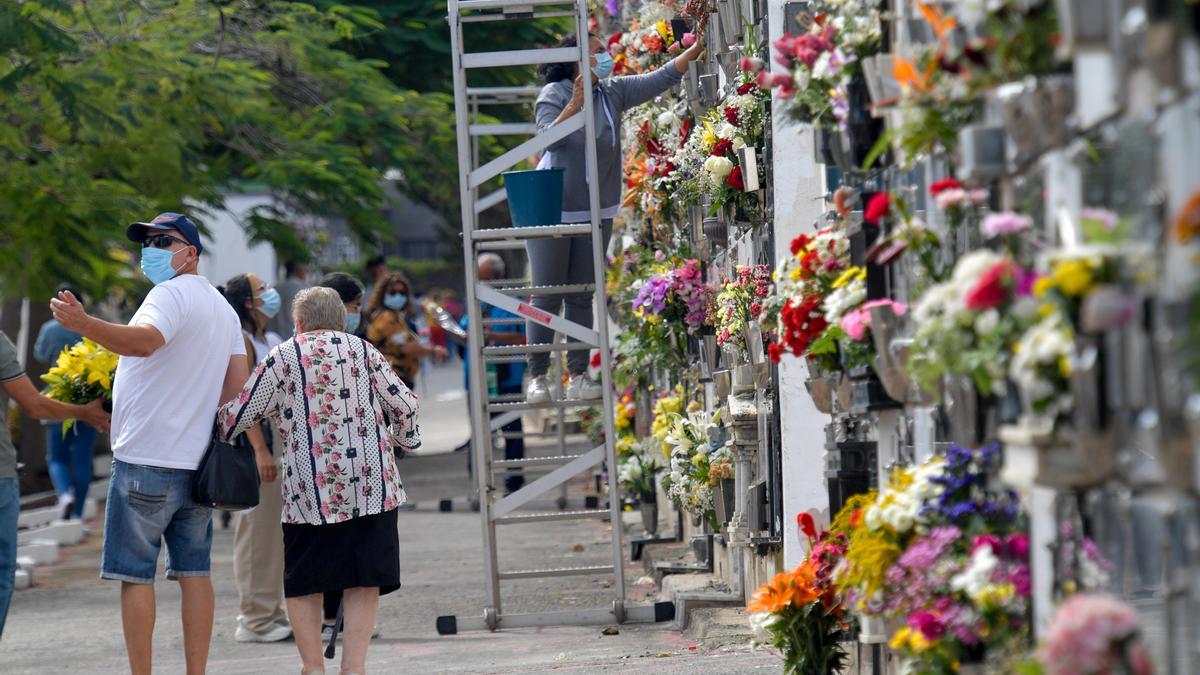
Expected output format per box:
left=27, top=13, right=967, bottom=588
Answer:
left=789, top=266, right=802, bottom=281
left=1057, top=355, right=1072, bottom=378
left=1032, top=276, right=1054, bottom=298
left=1051, top=259, right=1095, bottom=297
left=973, top=583, right=1015, bottom=608
left=1038, top=303, right=1056, bottom=318
left=831, top=266, right=865, bottom=289
left=701, top=121, right=717, bottom=149
left=889, top=627, right=911, bottom=650
left=655, top=20, right=670, bottom=40
left=909, top=630, right=932, bottom=653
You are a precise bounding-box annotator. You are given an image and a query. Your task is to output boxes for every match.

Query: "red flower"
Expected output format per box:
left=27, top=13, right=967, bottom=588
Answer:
left=679, top=117, right=693, bottom=144
left=736, top=81, right=756, bottom=95
left=930, top=178, right=962, bottom=195
left=607, top=32, right=623, bottom=47
left=963, top=260, right=1014, bottom=311
left=864, top=192, right=891, bottom=225
left=710, top=138, right=733, bottom=157
left=797, top=512, right=817, bottom=541
left=725, top=166, right=745, bottom=190
left=723, top=106, right=740, bottom=126
left=789, top=233, right=811, bottom=256
left=767, top=342, right=784, bottom=363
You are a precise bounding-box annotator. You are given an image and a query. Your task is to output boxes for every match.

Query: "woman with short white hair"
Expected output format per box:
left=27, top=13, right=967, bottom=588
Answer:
left=218, top=286, right=419, bottom=675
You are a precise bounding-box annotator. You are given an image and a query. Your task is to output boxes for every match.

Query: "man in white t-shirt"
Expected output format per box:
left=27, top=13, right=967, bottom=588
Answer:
left=51, top=212, right=266, bottom=675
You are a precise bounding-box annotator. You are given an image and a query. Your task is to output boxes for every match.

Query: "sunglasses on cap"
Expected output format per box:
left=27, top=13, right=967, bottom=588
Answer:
left=142, top=234, right=190, bottom=249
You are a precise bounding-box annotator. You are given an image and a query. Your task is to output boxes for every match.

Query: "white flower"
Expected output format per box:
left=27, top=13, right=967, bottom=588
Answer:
left=974, top=308, right=1000, bottom=335
left=952, top=250, right=1004, bottom=288
left=717, top=122, right=737, bottom=140
left=951, top=545, right=999, bottom=599
left=864, top=504, right=883, bottom=531
left=748, top=611, right=780, bottom=643
left=732, top=136, right=746, bottom=152
left=656, top=110, right=677, bottom=128
left=704, top=155, right=735, bottom=179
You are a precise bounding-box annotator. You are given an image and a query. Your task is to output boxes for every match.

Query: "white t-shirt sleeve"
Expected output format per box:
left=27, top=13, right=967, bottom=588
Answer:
left=228, top=309, right=247, bottom=357
left=133, top=284, right=182, bottom=343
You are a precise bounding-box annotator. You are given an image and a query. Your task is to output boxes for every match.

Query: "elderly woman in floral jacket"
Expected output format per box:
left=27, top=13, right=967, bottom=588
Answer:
left=219, top=287, right=418, bottom=675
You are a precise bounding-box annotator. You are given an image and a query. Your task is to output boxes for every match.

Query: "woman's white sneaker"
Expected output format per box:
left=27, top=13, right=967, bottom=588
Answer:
left=235, top=619, right=292, bottom=643
left=525, top=375, right=551, bottom=403
left=566, top=374, right=603, bottom=400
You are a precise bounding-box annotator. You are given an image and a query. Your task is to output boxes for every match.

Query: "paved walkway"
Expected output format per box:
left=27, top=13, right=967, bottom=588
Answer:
left=2, top=362, right=776, bottom=673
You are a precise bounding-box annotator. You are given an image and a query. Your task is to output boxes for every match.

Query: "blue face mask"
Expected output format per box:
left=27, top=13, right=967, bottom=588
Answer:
left=258, top=287, right=281, bottom=319
left=384, top=293, right=408, bottom=311
left=345, top=313, right=361, bottom=333
left=592, top=52, right=614, bottom=80
left=140, top=247, right=181, bottom=285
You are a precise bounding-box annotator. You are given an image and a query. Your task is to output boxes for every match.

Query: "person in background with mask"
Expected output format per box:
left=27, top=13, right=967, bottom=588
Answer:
left=358, top=256, right=387, bottom=337
left=271, top=260, right=309, bottom=337
left=33, top=284, right=97, bottom=521
left=49, top=212, right=266, bottom=675
left=365, top=271, right=446, bottom=389
left=524, top=29, right=705, bottom=404
left=220, top=273, right=291, bottom=644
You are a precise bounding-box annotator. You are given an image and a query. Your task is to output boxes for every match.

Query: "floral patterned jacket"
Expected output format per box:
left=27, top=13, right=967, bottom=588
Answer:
left=218, top=331, right=420, bottom=525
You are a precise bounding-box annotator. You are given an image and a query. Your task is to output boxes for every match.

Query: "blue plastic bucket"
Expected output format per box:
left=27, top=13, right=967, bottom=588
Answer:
left=503, top=169, right=564, bottom=227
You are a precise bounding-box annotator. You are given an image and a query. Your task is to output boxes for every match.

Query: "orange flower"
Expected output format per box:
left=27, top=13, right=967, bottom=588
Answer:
left=746, top=562, right=820, bottom=614
left=917, top=2, right=957, bottom=42
left=1174, top=189, right=1200, bottom=243
left=893, top=56, right=937, bottom=97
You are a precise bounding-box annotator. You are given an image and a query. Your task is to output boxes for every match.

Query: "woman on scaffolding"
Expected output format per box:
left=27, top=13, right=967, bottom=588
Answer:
left=524, top=25, right=706, bottom=404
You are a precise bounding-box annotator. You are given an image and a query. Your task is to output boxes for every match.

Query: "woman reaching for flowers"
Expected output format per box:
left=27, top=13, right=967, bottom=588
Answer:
left=523, top=26, right=707, bottom=404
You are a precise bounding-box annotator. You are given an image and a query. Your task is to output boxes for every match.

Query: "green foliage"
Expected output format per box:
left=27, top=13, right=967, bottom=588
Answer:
left=0, top=1, right=460, bottom=297
left=763, top=602, right=847, bottom=675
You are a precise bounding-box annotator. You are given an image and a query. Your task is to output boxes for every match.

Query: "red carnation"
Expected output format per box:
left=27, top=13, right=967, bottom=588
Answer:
left=767, top=342, right=784, bottom=363
left=723, top=106, right=740, bottom=126
left=725, top=166, right=745, bottom=191
left=930, top=178, right=963, bottom=196
left=963, top=261, right=1014, bottom=311
left=608, top=32, right=623, bottom=47
left=711, top=138, right=734, bottom=157
left=590, top=351, right=602, bottom=369
left=798, top=512, right=817, bottom=540
left=864, top=192, right=891, bottom=225
left=789, top=233, right=811, bottom=256
left=736, top=81, right=756, bottom=95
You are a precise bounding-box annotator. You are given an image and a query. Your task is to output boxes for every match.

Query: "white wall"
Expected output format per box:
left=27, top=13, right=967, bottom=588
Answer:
left=198, top=193, right=279, bottom=287
left=769, top=0, right=833, bottom=567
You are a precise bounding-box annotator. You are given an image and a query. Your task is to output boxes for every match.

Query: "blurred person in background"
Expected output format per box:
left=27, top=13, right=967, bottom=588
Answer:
left=33, top=283, right=96, bottom=521
left=217, top=287, right=419, bottom=675
left=271, top=260, right=309, bottom=336
left=461, top=254, right=527, bottom=495
left=1, top=329, right=111, bottom=638
left=359, top=256, right=388, bottom=336
left=220, top=273, right=291, bottom=644
left=365, top=271, right=447, bottom=388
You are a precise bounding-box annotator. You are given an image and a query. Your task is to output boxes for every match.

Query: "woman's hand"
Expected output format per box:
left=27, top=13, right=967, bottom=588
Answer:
left=255, top=447, right=278, bottom=483
left=673, top=24, right=707, bottom=73
left=560, top=74, right=586, bottom=118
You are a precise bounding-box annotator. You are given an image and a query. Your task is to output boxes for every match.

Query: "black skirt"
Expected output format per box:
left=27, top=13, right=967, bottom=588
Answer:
left=282, top=508, right=401, bottom=599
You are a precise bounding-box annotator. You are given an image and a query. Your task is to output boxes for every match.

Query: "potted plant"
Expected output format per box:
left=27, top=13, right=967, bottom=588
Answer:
left=619, top=441, right=664, bottom=535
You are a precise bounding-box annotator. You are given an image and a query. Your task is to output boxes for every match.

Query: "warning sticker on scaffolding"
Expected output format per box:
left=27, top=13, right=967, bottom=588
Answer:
left=516, top=303, right=553, bottom=324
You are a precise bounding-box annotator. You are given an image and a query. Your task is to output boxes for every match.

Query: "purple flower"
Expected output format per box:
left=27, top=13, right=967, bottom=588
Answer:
left=981, top=211, right=1032, bottom=239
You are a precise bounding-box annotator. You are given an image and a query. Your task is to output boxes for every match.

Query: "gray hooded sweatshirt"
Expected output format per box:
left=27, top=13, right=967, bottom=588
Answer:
left=534, top=63, right=684, bottom=223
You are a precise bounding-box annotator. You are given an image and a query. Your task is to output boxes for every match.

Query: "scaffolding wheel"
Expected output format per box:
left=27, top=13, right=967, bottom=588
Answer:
left=555, top=495, right=568, bottom=510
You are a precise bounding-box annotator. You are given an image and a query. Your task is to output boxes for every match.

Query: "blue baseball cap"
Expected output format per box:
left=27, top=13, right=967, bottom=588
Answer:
left=126, top=212, right=204, bottom=254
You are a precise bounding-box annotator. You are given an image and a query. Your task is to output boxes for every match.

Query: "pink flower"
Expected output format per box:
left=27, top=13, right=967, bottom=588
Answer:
left=964, top=261, right=1015, bottom=310
left=839, top=308, right=871, bottom=341
left=681, top=32, right=696, bottom=48
left=739, top=56, right=764, bottom=72
left=308, top=412, right=320, bottom=429
left=1041, top=594, right=1147, bottom=675
left=1004, top=533, right=1030, bottom=559
left=981, top=211, right=1032, bottom=239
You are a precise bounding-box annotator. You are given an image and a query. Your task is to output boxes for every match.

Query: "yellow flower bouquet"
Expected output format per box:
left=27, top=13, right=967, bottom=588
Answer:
left=40, top=338, right=117, bottom=429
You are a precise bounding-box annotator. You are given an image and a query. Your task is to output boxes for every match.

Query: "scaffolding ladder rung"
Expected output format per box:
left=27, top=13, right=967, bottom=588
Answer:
left=483, top=354, right=526, bottom=363
left=469, top=123, right=537, bottom=136
left=458, top=0, right=574, bottom=11
left=483, top=341, right=593, bottom=355
left=493, top=509, right=609, bottom=525
left=498, top=565, right=614, bottom=580
left=481, top=317, right=525, bottom=326
left=466, top=85, right=544, bottom=99
left=472, top=224, right=592, bottom=241
left=487, top=399, right=597, bottom=413
left=474, top=240, right=527, bottom=251
left=461, top=9, right=575, bottom=23
left=462, top=47, right=578, bottom=69
left=493, top=454, right=588, bottom=468
left=493, top=283, right=594, bottom=297
left=497, top=431, right=585, bottom=439
left=488, top=393, right=525, bottom=403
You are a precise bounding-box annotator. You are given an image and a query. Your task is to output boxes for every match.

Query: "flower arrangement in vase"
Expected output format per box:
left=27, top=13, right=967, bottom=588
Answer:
left=756, top=0, right=881, bottom=129
left=714, top=264, right=772, bottom=357
left=661, top=406, right=728, bottom=529
left=834, top=445, right=1031, bottom=673
left=747, top=513, right=849, bottom=674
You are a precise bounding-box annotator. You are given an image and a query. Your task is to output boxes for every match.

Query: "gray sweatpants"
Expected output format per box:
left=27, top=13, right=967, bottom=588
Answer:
left=525, top=219, right=612, bottom=376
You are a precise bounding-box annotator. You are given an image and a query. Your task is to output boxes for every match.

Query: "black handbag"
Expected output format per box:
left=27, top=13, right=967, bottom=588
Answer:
left=192, top=424, right=260, bottom=510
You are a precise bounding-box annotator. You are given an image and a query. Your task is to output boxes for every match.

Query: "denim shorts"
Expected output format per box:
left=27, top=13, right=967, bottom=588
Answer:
left=101, top=459, right=213, bottom=584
